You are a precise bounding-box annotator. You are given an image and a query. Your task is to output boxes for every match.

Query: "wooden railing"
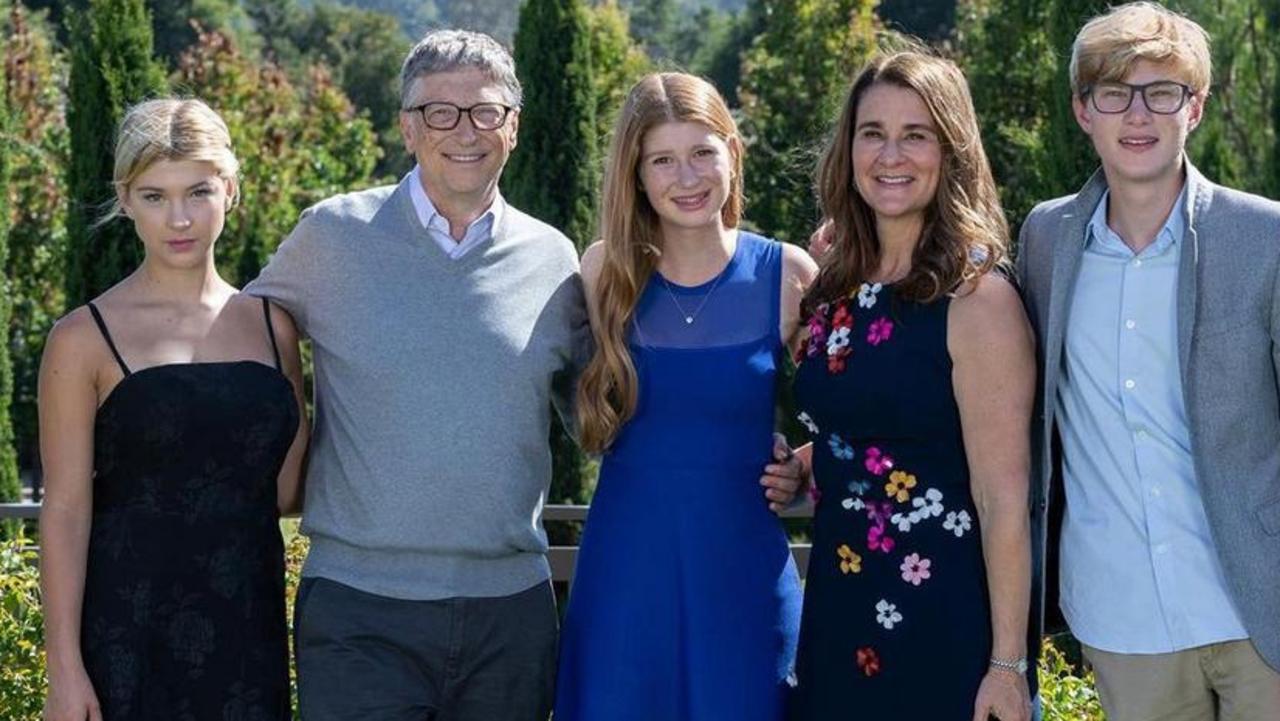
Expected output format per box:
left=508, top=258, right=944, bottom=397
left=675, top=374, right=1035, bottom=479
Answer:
left=0, top=502, right=815, bottom=580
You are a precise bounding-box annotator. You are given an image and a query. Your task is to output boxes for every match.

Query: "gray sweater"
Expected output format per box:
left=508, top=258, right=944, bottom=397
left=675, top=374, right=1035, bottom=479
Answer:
left=246, top=177, right=589, bottom=599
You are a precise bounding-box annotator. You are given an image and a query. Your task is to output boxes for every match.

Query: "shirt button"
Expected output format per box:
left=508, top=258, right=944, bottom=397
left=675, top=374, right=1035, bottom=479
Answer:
left=1135, top=428, right=1148, bottom=439
left=1133, top=258, right=1144, bottom=267
left=1125, top=319, right=1136, bottom=329
left=1124, top=379, right=1136, bottom=389
left=1155, top=543, right=1169, bottom=554
left=1150, top=486, right=1162, bottom=497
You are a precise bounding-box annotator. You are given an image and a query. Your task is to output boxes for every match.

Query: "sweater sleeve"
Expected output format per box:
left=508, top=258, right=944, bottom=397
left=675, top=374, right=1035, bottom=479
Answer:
left=550, top=269, right=592, bottom=442
left=243, top=209, right=319, bottom=336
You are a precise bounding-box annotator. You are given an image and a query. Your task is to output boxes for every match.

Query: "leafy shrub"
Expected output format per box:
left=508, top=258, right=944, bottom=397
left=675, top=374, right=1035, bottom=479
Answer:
left=0, top=538, right=44, bottom=721
left=1038, top=636, right=1105, bottom=720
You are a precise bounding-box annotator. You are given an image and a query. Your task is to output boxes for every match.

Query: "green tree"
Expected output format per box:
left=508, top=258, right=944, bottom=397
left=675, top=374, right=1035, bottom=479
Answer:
left=441, top=0, right=520, bottom=45
left=628, top=0, right=678, bottom=59
left=586, top=0, right=652, bottom=142
left=0, top=16, right=20, bottom=534
left=174, top=26, right=379, bottom=285
left=2, top=2, right=70, bottom=480
left=64, top=0, right=167, bottom=309
left=737, top=0, right=880, bottom=243
left=505, top=0, right=599, bottom=509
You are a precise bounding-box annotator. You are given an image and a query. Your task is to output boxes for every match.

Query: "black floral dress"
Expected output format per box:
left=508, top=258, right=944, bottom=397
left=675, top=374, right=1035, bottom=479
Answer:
left=789, top=283, right=993, bottom=719
left=81, top=300, right=297, bottom=721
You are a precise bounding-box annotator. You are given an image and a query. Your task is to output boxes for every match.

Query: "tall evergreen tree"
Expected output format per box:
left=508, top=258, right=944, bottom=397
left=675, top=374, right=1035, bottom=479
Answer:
left=0, top=46, right=22, bottom=533
left=738, top=0, right=879, bottom=244
left=2, top=2, right=70, bottom=480
left=504, top=0, right=598, bottom=509
left=64, top=0, right=167, bottom=308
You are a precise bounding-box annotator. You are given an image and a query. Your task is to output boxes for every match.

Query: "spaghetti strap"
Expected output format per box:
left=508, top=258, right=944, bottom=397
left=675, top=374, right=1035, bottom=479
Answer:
left=87, top=302, right=132, bottom=376
left=261, top=297, right=282, bottom=371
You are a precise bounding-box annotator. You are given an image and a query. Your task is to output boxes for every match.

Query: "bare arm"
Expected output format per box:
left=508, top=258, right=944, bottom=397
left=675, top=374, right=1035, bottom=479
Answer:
left=779, top=242, right=819, bottom=347
left=269, top=303, right=309, bottom=516
left=949, top=274, right=1035, bottom=721
left=38, top=311, right=105, bottom=721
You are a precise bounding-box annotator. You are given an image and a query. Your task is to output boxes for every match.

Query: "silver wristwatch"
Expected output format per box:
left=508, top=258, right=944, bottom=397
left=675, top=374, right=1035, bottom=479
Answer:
left=989, top=656, right=1028, bottom=674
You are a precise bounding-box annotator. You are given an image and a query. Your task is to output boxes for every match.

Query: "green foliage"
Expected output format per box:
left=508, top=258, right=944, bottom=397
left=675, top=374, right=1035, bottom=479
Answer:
left=585, top=0, right=653, bottom=144
left=2, top=2, right=69, bottom=479
left=628, top=0, right=679, bottom=59
left=737, top=0, right=880, bottom=243
left=506, top=0, right=600, bottom=514
left=1038, top=636, right=1105, bottom=721
left=1176, top=0, right=1279, bottom=197
left=173, top=26, right=379, bottom=286
left=146, top=0, right=246, bottom=68
left=243, top=0, right=411, bottom=178
left=0, top=27, right=19, bottom=529
left=64, top=0, right=168, bottom=309
left=0, top=539, right=44, bottom=721
left=441, top=0, right=521, bottom=45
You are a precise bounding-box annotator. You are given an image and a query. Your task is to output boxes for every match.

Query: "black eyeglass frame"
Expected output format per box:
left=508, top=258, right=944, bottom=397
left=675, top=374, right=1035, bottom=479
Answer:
left=402, top=101, right=517, bottom=131
left=1081, top=81, right=1195, bottom=115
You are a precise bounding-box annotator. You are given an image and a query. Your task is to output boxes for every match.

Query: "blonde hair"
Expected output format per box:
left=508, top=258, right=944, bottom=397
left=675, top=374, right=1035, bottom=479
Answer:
left=805, top=50, right=1007, bottom=312
left=1070, top=2, right=1211, bottom=95
left=101, top=97, right=240, bottom=224
left=577, top=72, right=743, bottom=453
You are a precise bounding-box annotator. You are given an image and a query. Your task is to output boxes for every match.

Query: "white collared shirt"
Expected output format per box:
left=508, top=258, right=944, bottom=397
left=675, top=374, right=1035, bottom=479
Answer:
left=405, top=166, right=504, bottom=260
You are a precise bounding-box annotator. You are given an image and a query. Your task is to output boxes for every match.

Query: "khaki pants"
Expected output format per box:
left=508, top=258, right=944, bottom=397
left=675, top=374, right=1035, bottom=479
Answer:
left=1082, top=640, right=1280, bottom=721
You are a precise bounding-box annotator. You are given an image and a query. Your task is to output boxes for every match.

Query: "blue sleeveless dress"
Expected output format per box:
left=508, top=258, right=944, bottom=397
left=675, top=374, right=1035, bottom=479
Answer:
left=789, top=284, right=992, bottom=719
left=555, top=232, right=802, bottom=721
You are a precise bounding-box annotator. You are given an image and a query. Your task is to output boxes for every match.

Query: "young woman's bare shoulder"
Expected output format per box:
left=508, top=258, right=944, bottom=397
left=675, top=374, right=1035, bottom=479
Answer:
left=948, top=273, right=1030, bottom=352
left=42, top=306, right=109, bottom=377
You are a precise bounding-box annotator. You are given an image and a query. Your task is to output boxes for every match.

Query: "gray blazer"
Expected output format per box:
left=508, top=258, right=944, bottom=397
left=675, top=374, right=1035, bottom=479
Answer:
left=1017, top=162, right=1280, bottom=672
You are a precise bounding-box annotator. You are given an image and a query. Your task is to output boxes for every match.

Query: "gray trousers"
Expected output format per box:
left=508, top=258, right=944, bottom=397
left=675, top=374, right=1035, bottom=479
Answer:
left=294, top=577, right=558, bottom=721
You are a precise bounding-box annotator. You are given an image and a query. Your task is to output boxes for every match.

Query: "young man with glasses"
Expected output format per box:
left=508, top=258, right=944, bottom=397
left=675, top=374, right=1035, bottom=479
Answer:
left=1017, top=3, right=1280, bottom=720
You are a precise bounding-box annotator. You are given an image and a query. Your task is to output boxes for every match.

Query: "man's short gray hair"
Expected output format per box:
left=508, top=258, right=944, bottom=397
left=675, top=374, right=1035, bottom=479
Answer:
left=400, top=30, right=523, bottom=108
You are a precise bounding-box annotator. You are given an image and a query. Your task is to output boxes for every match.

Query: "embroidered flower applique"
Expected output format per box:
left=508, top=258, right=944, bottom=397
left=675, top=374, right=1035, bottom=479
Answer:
left=944, top=509, right=973, bottom=537
left=828, top=433, right=855, bottom=460
left=890, top=510, right=920, bottom=533
left=912, top=488, right=945, bottom=518
left=899, top=553, right=932, bottom=586
left=801, top=304, right=830, bottom=361
left=864, top=447, right=894, bottom=476
left=884, top=470, right=917, bottom=503
left=837, top=544, right=863, bottom=574
left=875, top=599, right=903, bottom=629
left=867, top=317, right=894, bottom=346
left=847, top=479, right=872, bottom=496
left=858, top=282, right=883, bottom=309
left=856, top=646, right=881, bottom=677
left=841, top=496, right=866, bottom=511
left=797, top=411, right=819, bottom=435
left=867, top=524, right=896, bottom=553
left=826, top=326, right=852, bottom=356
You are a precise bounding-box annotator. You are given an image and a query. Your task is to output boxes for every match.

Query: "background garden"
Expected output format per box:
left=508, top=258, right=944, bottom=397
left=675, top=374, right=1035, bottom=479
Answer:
left=1, top=0, right=1277, bottom=718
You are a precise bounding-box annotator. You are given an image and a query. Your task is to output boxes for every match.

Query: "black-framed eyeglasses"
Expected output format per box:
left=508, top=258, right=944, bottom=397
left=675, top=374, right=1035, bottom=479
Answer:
left=403, top=101, right=515, bottom=131
left=1082, top=81, right=1193, bottom=114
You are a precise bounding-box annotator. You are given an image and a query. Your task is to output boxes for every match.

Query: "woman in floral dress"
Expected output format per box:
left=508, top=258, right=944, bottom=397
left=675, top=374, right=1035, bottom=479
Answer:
left=789, top=51, right=1036, bottom=721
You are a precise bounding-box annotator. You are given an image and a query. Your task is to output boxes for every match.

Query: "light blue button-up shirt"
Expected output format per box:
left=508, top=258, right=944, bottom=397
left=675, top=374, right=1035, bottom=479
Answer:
left=1055, top=186, right=1249, bottom=654
left=405, top=166, right=504, bottom=260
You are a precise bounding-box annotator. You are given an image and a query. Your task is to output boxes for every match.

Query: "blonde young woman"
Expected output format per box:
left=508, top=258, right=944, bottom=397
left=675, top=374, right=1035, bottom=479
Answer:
left=38, top=99, right=307, bottom=721
left=788, top=52, right=1034, bottom=721
left=554, top=73, right=818, bottom=721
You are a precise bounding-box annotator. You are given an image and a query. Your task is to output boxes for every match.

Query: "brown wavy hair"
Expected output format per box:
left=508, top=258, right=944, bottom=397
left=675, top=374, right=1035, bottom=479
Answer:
left=577, top=72, right=744, bottom=453
left=804, top=50, right=1007, bottom=312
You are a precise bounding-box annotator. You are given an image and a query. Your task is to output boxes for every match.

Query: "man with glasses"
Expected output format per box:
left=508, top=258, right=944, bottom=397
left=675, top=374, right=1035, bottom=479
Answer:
left=1017, top=3, right=1280, bottom=720
left=246, top=29, right=806, bottom=721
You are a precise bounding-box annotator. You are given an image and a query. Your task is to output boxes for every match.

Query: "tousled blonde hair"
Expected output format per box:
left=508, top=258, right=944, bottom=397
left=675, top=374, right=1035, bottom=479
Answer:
left=577, top=72, right=743, bottom=453
left=1070, top=2, right=1211, bottom=95
left=101, top=97, right=240, bottom=225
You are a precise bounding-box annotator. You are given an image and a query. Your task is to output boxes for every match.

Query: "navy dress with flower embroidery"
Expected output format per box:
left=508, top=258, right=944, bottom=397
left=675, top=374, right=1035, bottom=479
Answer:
left=789, top=283, right=992, bottom=719
left=80, top=299, right=297, bottom=721
left=555, top=232, right=802, bottom=721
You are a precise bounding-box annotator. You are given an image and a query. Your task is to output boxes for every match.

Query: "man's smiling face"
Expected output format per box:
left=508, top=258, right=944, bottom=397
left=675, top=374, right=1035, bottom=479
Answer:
left=400, top=67, right=519, bottom=208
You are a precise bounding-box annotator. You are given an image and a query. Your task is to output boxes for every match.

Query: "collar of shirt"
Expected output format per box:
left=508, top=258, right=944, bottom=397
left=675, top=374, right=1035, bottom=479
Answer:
left=1087, top=182, right=1188, bottom=259
left=404, top=166, right=505, bottom=259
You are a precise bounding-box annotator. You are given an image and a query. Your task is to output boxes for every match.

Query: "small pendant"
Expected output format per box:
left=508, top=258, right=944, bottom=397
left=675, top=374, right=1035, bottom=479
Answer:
left=685, top=316, right=694, bottom=324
